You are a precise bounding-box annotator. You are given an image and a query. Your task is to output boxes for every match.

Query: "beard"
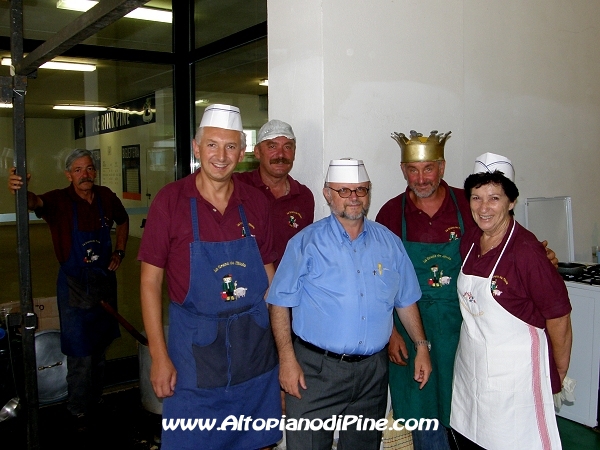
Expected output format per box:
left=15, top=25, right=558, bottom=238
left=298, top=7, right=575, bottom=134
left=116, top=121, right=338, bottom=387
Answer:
left=327, top=196, right=370, bottom=220
left=409, top=179, right=440, bottom=198
left=336, top=206, right=369, bottom=220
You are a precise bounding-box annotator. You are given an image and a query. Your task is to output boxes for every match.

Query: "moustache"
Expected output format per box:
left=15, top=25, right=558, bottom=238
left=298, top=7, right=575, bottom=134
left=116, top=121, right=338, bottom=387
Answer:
left=79, top=178, right=94, bottom=184
left=269, top=158, right=292, bottom=165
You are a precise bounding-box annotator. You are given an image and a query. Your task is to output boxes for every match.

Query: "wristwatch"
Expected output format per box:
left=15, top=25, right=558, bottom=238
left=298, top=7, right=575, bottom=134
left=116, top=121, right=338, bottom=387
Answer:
left=414, top=340, right=431, bottom=351
left=114, top=250, right=125, bottom=260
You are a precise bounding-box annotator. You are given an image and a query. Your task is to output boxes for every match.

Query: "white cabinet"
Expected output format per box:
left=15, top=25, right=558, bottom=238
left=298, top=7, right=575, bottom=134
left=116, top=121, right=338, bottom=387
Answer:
left=557, top=282, right=600, bottom=427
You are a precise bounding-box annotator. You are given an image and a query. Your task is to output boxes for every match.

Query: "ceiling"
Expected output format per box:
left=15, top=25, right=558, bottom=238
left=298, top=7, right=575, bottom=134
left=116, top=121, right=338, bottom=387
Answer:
left=0, top=0, right=267, bottom=119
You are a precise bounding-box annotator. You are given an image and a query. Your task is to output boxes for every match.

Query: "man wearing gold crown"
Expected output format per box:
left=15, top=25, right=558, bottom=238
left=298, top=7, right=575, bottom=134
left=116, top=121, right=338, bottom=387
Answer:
left=376, top=131, right=463, bottom=449
left=376, top=131, right=557, bottom=450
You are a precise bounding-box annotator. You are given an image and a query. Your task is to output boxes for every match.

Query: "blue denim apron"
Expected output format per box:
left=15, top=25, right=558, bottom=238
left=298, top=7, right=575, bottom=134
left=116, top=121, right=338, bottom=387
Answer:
left=56, top=198, right=120, bottom=357
left=161, top=200, right=281, bottom=450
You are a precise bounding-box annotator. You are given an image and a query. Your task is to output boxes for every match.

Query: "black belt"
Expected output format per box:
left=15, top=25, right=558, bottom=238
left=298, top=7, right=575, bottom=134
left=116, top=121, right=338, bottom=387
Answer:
left=296, top=337, right=374, bottom=363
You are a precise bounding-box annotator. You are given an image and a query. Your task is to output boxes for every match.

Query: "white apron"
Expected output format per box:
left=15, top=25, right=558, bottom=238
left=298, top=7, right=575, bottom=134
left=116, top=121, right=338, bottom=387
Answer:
left=451, top=221, right=561, bottom=450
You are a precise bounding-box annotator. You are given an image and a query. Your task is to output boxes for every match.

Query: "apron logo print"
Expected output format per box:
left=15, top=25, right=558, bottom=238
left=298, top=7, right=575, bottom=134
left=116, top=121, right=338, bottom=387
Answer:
left=449, top=231, right=459, bottom=241
left=490, top=279, right=503, bottom=297
left=428, top=265, right=451, bottom=288
left=288, top=215, right=298, bottom=228
left=83, top=248, right=100, bottom=263
left=221, top=274, right=248, bottom=302
left=462, top=291, right=476, bottom=303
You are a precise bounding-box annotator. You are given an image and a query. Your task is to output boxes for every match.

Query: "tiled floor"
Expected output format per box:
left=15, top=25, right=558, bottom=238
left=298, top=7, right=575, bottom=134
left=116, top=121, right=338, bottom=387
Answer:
left=558, top=416, right=600, bottom=450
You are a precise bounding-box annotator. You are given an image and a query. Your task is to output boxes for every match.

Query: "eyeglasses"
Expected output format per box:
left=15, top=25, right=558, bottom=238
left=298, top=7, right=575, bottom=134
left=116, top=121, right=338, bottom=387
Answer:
left=328, top=186, right=370, bottom=198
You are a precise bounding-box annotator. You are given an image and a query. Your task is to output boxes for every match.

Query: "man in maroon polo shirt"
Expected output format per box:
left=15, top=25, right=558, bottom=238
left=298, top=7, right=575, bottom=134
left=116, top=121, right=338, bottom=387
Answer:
left=138, top=104, right=281, bottom=449
left=235, top=120, right=314, bottom=268
left=8, top=149, right=128, bottom=428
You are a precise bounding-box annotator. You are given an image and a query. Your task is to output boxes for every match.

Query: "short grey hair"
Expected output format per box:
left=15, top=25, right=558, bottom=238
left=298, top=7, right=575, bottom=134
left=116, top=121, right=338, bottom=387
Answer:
left=65, top=149, right=97, bottom=171
left=194, top=126, right=247, bottom=150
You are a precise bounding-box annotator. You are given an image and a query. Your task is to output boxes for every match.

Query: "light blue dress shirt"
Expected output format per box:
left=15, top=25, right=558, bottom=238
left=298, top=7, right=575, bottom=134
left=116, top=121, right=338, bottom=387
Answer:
left=266, top=214, right=421, bottom=355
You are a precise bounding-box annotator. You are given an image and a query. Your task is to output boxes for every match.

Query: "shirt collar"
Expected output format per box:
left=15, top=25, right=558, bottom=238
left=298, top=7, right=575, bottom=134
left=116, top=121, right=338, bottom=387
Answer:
left=327, top=213, right=369, bottom=244
left=254, top=168, right=300, bottom=197
left=403, top=179, right=454, bottom=218
left=67, top=183, right=97, bottom=203
left=183, top=168, right=245, bottom=210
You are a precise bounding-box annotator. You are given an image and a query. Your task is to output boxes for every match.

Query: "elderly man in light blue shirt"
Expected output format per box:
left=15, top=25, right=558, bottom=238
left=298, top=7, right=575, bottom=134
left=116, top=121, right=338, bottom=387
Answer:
left=267, top=158, right=432, bottom=450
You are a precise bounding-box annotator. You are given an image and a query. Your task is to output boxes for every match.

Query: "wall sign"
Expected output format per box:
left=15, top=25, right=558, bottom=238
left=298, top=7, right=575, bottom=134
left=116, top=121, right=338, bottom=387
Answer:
left=73, top=94, right=155, bottom=140
left=122, top=144, right=141, bottom=201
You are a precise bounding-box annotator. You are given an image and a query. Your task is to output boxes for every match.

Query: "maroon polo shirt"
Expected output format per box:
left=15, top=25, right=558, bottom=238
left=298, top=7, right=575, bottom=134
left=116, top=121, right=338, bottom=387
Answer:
left=460, top=219, right=572, bottom=392
left=36, top=184, right=128, bottom=263
left=138, top=170, right=276, bottom=304
left=234, top=170, right=314, bottom=267
left=375, top=180, right=476, bottom=242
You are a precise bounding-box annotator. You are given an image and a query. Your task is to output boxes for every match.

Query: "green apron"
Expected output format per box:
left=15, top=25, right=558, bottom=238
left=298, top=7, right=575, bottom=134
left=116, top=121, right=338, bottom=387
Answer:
left=389, top=189, right=464, bottom=427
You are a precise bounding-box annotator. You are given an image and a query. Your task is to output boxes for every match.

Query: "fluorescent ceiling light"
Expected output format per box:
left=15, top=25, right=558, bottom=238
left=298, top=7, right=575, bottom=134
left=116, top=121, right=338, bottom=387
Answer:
left=195, top=99, right=209, bottom=105
left=0, top=103, right=13, bottom=109
left=258, top=79, right=269, bottom=87
left=1, top=58, right=96, bottom=72
left=57, top=1, right=172, bottom=23
left=53, top=105, right=107, bottom=111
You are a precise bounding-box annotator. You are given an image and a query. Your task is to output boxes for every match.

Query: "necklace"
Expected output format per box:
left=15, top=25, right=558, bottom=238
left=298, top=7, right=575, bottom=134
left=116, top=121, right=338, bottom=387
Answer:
left=480, top=230, right=506, bottom=256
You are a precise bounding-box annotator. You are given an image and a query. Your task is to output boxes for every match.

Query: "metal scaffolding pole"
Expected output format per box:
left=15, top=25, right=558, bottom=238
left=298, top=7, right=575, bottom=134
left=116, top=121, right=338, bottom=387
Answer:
left=6, top=1, right=150, bottom=448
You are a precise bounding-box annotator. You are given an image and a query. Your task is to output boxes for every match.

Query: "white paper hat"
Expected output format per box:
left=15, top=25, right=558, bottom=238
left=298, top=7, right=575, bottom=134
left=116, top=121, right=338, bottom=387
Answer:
left=199, top=104, right=243, bottom=131
left=473, top=152, right=515, bottom=181
left=257, top=120, right=296, bottom=143
left=325, top=158, right=370, bottom=183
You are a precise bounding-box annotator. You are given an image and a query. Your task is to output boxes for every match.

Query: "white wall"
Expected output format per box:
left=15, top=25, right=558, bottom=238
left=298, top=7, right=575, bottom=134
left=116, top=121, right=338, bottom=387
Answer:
left=268, top=0, right=600, bottom=262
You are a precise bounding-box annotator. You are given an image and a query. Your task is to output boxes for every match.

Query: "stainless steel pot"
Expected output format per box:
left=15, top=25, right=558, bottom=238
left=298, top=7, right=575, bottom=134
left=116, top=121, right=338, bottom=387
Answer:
left=0, top=397, right=19, bottom=422
left=35, top=330, right=68, bottom=404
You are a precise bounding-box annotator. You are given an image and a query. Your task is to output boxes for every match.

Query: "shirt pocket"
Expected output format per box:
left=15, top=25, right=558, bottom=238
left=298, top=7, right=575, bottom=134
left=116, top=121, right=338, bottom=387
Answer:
left=374, top=267, right=400, bottom=307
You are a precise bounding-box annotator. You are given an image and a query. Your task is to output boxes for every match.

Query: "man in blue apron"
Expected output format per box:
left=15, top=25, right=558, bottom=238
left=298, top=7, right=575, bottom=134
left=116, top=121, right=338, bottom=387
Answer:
left=138, top=104, right=282, bottom=449
left=267, top=159, right=430, bottom=450
left=8, top=149, right=129, bottom=425
left=376, top=131, right=558, bottom=450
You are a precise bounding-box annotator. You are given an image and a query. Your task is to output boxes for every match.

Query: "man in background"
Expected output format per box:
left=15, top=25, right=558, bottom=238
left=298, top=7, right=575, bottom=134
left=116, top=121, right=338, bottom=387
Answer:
left=8, top=149, right=129, bottom=428
left=235, top=119, right=314, bottom=267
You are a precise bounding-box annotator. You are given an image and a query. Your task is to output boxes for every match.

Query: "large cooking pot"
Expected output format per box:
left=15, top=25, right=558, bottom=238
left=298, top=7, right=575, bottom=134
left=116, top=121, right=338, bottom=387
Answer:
left=35, top=330, right=68, bottom=404
left=557, top=262, right=585, bottom=277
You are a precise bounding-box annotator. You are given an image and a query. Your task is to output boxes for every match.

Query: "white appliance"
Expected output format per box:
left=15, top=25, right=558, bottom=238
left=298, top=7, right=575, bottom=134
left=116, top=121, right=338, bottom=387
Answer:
left=557, top=281, right=600, bottom=427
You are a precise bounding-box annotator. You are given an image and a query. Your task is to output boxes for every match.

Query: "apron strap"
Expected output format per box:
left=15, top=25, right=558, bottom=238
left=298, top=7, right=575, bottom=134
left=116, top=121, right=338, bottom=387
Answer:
left=72, top=192, right=107, bottom=232
left=238, top=205, right=251, bottom=238
left=447, top=187, right=465, bottom=235
left=190, top=198, right=201, bottom=242
left=461, top=220, right=517, bottom=276
left=189, top=200, right=251, bottom=241
left=490, top=220, right=516, bottom=275
left=401, top=185, right=464, bottom=241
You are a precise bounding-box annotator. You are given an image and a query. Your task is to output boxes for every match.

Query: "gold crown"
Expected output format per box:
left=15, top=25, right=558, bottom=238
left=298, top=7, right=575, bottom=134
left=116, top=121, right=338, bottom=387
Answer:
left=391, top=130, right=451, bottom=163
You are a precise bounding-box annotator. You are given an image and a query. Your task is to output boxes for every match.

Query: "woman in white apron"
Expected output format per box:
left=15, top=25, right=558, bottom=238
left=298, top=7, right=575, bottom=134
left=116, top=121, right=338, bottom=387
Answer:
left=450, top=154, right=572, bottom=450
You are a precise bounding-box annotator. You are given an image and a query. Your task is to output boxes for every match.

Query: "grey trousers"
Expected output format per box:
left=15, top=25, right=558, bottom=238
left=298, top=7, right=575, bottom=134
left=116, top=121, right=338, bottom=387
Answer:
left=66, top=350, right=106, bottom=416
left=285, top=341, right=389, bottom=450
